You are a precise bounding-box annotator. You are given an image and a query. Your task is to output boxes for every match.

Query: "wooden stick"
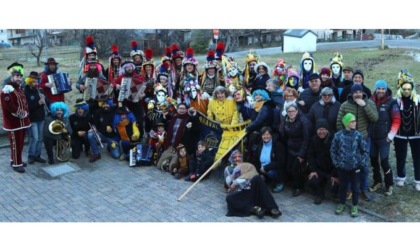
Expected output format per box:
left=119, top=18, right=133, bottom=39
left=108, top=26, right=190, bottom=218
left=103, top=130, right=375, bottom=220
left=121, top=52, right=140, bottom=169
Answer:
left=177, top=130, right=247, bottom=201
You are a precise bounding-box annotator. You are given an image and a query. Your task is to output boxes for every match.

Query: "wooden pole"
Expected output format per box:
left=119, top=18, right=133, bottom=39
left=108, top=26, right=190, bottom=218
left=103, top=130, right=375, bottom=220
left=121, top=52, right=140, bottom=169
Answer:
left=177, top=130, right=247, bottom=201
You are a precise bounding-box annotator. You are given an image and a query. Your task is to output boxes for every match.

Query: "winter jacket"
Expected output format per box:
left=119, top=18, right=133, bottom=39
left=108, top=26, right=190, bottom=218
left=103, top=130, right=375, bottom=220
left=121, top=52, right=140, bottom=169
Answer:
left=298, top=87, right=322, bottom=114
left=246, top=100, right=275, bottom=133
left=308, top=97, right=341, bottom=134
left=369, top=90, right=401, bottom=140
left=336, top=93, right=378, bottom=138
left=331, top=129, right=368, bottom=171
left=307, top=133, right=337, bottom=177
left=279, top=113, right=311, bottom=158
left=24, top=85, right=46, bottom=122
left=339, top=83, right=372, bottom=104
left=253, top=139, right=286, bottom=173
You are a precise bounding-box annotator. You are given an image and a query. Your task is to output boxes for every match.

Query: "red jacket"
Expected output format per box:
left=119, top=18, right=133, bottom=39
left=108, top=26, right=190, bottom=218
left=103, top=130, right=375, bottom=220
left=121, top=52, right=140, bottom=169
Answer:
left=1, top=82, right=31, bottom=131
left=39, top=71, right=65, bottom=103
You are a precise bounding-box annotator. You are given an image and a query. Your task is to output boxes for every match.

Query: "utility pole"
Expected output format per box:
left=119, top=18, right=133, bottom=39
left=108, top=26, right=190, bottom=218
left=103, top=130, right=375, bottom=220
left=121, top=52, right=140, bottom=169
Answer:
left=381, top=29, right=384, bottom=50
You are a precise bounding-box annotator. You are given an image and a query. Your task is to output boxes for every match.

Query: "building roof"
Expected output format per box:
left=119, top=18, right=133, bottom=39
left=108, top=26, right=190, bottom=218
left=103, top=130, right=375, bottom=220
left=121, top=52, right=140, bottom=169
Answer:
left=283, top=29, right=316, bottom=38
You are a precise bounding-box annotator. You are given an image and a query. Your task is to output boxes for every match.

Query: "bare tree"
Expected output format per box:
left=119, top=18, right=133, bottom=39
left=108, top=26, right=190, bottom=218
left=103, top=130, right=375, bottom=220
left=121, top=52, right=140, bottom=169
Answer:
left=27, top=29, right=49, bottom=66
left=245, top=29, right=265, bottom=48
left=219, top=29, right=241, bottom=52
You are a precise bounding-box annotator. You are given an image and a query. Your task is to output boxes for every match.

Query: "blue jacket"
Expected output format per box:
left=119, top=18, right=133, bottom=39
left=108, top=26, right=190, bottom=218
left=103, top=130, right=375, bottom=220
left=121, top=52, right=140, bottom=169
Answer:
left=330, top=129, right=368, bottom=171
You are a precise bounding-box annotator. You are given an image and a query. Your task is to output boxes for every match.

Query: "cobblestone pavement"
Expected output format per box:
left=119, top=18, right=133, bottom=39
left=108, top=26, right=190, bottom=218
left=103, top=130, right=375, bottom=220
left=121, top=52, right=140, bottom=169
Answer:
left=0, top=145, right=388, bottom=223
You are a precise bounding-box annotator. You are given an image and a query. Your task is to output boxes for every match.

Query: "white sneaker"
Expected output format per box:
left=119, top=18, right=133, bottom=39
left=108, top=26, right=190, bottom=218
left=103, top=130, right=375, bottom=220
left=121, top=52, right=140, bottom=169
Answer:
left=396, top=181, right=405, bottom=187
left=415, top=184, right=420, bottom=191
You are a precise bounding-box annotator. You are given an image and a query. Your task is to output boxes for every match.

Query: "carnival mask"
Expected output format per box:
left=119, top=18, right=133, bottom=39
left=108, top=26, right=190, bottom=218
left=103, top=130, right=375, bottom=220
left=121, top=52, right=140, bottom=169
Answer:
left=303, top=59, right=313, bottom=72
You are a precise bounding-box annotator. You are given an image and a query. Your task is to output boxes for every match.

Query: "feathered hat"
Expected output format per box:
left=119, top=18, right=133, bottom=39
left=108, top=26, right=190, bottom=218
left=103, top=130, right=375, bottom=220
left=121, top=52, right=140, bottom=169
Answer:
left=85, top=36, right=98, bottom=62
left=330, top=52, right=343, bottom=67
left=300, top=52, right=316, bottom=72
left=161, top=46, right=172, bottom=63
left=245, top=49, right=259, bottom=64
left=287, top=66, right=300, bottom=79
left=183, top=79, right=200, bottom=93
left=182, top=47, right=198, bottom=67
left=109, top=44, right=121, bottom=61
left=397, top=69, right=414, bottom=88
left=215, top=42, right=225, bottom=60
left=130, top=40, right=144, bottom=59
left=142, top=48, right=154, bottom=67
left=157, top=61, right=170, bottom=80
left=171, top=44, right=184, bottom=60
left=204, top=50, right=216, bottom=69
left=273, top=58, right=286, bottom=74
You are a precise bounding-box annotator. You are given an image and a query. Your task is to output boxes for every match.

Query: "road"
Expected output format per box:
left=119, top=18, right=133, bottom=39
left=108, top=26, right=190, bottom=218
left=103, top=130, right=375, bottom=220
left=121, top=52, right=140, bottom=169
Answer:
left=196, top=39, right=420, bottom=61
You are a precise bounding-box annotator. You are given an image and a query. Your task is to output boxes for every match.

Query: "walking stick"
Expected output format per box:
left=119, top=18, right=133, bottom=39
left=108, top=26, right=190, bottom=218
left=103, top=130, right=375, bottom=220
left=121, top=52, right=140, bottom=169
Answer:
left=178, top=129, right=247, bottom=201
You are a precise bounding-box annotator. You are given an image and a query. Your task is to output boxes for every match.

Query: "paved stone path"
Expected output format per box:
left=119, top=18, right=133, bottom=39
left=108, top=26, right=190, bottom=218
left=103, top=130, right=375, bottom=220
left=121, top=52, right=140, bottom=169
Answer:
left=0, top=145, right=385, bottom=223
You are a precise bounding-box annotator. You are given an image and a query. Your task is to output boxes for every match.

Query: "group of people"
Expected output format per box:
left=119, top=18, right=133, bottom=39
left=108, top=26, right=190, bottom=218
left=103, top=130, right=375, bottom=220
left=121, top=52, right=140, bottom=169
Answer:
left=1, top=40, right=419, bottom=220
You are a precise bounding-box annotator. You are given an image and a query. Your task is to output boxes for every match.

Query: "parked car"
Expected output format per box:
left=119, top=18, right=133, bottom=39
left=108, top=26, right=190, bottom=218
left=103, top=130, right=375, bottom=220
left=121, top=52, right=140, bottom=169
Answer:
left=0, top=42, right=12, bottom=48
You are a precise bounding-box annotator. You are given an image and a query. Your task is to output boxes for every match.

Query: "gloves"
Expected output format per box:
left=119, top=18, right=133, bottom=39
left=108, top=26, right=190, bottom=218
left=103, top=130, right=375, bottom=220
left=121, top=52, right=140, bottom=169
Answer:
left=111, top=141, right=117, bottom=149
left=131, top=134, right=139, bottom=141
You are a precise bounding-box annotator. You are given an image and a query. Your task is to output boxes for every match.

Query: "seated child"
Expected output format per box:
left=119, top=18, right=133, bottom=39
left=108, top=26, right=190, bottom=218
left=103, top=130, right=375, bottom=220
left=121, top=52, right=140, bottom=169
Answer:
left=172, top=144, right=190, bottom=179
left=185, top=140, right=214, bottom=182
left=148, top=122, right=166, bottom=164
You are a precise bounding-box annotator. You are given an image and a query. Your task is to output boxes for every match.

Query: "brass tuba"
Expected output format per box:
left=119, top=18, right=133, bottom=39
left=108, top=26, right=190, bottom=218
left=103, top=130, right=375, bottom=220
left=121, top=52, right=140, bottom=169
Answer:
left=48, top=120, right=70, bottom=161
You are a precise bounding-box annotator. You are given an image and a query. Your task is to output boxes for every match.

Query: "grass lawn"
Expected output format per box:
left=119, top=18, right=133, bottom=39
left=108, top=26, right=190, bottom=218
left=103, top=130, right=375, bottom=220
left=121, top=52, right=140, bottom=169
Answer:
left=2, top=46, right=420, bottom=105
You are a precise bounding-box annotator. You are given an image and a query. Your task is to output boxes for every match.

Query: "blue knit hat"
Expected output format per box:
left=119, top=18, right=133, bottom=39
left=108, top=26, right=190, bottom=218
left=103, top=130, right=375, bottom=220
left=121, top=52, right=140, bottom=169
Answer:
left=351, top=84, right=363, bottom=95
left=374, top=80, right=388, bottom=91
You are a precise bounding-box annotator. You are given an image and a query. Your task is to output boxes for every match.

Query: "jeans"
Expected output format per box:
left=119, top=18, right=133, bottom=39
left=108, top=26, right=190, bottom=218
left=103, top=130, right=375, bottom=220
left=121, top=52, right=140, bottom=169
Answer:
left=88, top=132, right=120, bottom=159
left=394, top=137, right=420, bottom=182
left=28, top=121, right=44, bottom=157
left=370, top=138, right=393, bottom=187
left=264, top=169, right=280, bottom=183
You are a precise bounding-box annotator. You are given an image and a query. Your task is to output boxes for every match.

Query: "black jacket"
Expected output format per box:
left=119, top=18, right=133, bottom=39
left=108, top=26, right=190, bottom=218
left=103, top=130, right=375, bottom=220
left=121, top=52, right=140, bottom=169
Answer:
left=246, top=100, right=275, bottom=133
left=24, top=85, right=46, bottom=122
left=253, top=139, right=286, bottom=173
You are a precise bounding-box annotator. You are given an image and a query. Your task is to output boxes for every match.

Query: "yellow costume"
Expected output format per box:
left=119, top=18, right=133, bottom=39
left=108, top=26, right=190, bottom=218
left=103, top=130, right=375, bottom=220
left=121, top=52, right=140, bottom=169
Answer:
left=207, top=98, right=239, bottom=125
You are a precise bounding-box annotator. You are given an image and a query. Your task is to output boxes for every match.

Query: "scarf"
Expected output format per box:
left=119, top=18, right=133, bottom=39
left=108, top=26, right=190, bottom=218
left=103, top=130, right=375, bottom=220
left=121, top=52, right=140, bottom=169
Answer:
left=253, top=100, right=264, bottom=113
left=237, top=162, right=259, bottom=180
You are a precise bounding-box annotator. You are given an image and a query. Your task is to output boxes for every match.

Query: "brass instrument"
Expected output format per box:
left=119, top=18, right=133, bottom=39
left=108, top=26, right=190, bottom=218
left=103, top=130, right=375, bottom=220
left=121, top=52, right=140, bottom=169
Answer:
left=48, top=120, right=70, bottom=162
left=48, top=75, right=59, bottom=95
left=118, top=77, right=131, bottom=106
left=89, top=123, right=103, bottom=148
left=83, top=77, right=98, bottom=101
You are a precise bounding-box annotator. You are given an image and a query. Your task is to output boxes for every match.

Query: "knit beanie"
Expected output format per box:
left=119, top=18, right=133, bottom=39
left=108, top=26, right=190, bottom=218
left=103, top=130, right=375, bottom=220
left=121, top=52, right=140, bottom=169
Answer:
left=320, top=67, right=331, bottom=76
left=374, top=80, right=388, bottom=91
left=105, top=98, right=114, bottom=107
left=351, top=84, right=363, bottom=95
left=342, top=113, right=355, bottom=127
left=319, top=87, right=334, bottom=97
left=353, top=69, right=364, bottom=80
left=315, top=118, right=330, bottom=131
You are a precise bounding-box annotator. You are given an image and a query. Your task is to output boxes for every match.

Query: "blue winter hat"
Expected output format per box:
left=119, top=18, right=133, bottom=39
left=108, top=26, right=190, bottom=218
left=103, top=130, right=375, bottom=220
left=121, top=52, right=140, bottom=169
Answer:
left=374, top=80, right=388, bottom=91
left=350, top=84, right=363, bottom=95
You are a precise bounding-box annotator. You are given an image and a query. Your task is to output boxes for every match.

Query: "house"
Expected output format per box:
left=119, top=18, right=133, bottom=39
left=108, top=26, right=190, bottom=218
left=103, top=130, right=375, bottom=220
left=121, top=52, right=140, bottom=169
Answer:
left=282, top=29, right=317, bottom=53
